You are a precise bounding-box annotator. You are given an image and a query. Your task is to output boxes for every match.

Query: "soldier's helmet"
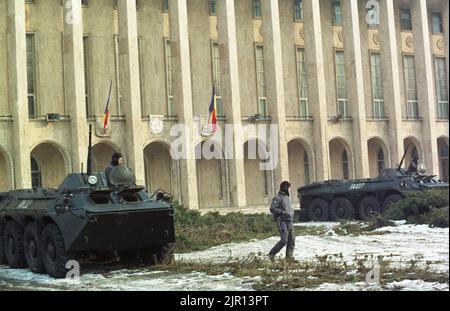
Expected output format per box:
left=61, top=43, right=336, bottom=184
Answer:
left=109, top=166, right=136, bottom=186
left=417, top=163, right=427, bottom=175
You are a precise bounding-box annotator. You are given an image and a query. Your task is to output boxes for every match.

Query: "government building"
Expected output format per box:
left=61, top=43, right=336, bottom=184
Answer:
left=0, top=0, right=448, bottom=212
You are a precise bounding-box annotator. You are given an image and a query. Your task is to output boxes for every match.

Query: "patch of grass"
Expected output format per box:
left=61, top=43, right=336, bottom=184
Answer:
left=332, top=219, right=394, bottom=236
left=294, top=225, right=328, bottom=236
left=383, top=189, right=449, bottom=227
left=174, top=203, right=278, bottom=253
left=145, top=253, right=448, bottom=290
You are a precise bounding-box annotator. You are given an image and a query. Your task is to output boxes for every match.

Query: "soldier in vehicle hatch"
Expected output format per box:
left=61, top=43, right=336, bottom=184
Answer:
left=407, top=155, right=419, bottom=175
left=105, top=152, right=124, bottom=186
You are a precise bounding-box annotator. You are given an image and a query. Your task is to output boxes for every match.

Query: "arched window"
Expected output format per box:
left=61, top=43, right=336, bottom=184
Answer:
left=31, top=156, right=42, bottom=188
left=303, top=152, right=310, bottom=185
left=411, top=146, right=418, bottom=160
left=439, top=144, right=449, bottom=182
left=377, top=148, right=385, bottom=174
left=342, top=150, right=349, bottom=179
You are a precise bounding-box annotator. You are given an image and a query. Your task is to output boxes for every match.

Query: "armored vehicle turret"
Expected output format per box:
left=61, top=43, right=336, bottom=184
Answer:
left=0, top=126, right=175, bottom=278
left=297, top=147, right=449, bottom=222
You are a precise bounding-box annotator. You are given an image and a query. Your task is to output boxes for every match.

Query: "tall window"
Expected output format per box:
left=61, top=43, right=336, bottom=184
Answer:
left=83, top=35, right=92, bottom=118
left=342, top=150, right=349, bottom=180
left=303, top=152, right=310, bottom=185
left=163, top=0, right=168, bottom=12
left=26, top=33, right=37, bottom=118
left=164, top=38, right=175, bottom=116
left=335, top=51, right=348, bottom=118
left=377, top=148, right=385, bottom=174
left=296, top=48, right=308, bottom=117
left=370, top=52, right=385, bottom=118
left=332, top=0, right=342, bottom=26
left=81, top=0, right=88, bottom=6
left=294, top=0, right=303, bottom=21
left=434, top=57, right=448, bottom=119
left=113, top=34, right=122, bottom=115
left=400, top=9, right=412, bottom=31
left=403, top=55, right=419, bottom=119
left=31, top=156, right=42, bottom=188
left=255, top=45, right=266, bottom=116
left=211, top=42, right=222, bottom=116
left=432, top=13, right=443, bottom=33
left=253, top=0, right=262, bottom=18
left=210, top=0, right=216, bottom=15
left=138, top=37, right=145, bottom=118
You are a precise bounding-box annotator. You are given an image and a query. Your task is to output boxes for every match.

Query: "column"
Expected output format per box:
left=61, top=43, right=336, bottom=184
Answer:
left=411, top=0, right=439, bottom=174
left=7, top=0, right=30, bottom=188
left=341, top=0, right=370, bottom=178
left=303, top=0, right=330, bottom=181
left=118, top=0, right=145, bottom=185
left=169, top=0, right=199, bottom=209
left=379, top=0, right=404, bottom=167
left=217, top=0, right=246, bottom=207
left=261, top=0, right=290, bottom=184
left=63, top=0, right=88, bottom=173
left=443, top=1, right=449, bottom=100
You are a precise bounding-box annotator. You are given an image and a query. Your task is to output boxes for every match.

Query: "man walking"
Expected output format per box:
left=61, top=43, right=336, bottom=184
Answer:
left=269, top=181, right=295, bottom=262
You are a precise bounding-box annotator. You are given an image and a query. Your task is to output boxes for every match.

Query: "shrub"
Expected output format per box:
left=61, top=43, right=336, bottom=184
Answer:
left=382, top=189, right=449, bottom=227
left=173, top=203, right=278, bottom=253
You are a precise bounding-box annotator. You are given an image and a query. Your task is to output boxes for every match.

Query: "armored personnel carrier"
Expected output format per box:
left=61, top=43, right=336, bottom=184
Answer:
left=0, top=126, right=175, bottom=278
left=297, top=148, right=449, bottom=222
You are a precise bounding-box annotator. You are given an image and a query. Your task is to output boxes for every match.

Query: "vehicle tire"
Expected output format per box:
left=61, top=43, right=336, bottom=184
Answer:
left=141, top=243, right=175, bottom=265
left=24, top=222, right=45, bottom=274
left=329, top=197, right=355, bottom=220
left=0, top=219, right=6, bottom=265
left=4, top=221, right=27, bottom=268
left=307, top=198, right=330, bottom=221
left=41, top=223, right=72, bottom=278
left=358, top=196, right=381, bottom=220
left=382, top=194, right=403, bottom=213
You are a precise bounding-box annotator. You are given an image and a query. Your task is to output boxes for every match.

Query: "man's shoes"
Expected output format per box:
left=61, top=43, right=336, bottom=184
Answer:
left=268, top=253, right=275, bottom=262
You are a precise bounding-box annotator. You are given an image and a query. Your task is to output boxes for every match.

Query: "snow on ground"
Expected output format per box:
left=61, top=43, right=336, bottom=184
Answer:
left=178, top=221, right=449, bottom=272
left=0, top=222, right=448, bottom=291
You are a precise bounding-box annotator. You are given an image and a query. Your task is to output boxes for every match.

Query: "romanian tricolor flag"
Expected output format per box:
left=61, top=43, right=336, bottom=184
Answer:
left=208, top=85, right=217, bottom=132
left=103, top=80, right=113, bottom=130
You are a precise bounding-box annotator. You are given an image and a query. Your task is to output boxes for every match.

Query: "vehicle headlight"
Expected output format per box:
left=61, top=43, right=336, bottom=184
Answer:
left=88, top=175, right=98, bottom=185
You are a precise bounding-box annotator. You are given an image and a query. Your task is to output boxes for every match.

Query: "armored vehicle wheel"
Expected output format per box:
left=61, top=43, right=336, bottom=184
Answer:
left=4, top=221, right=27, bottom=268
left=358, top=196, right=381, bottom=220
left=24, top=223, right=45, bottom=274
left=41, top=223, right=72, bottom=278
left=307, top=198, right=330, bottom=221
left=382, top=194, right=403, bottom=212
left=141, top=243, right=175, bottom=265
left=329, top=197, right=354, bottom=220
left=0, top=219, right=6, bottom=265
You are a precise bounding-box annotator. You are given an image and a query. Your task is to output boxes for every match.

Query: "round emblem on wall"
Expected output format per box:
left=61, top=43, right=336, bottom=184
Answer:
left=338, top=30, right=344, bottom=43
left=437, top=38, right=444, bottom=50
left=373, top=33, right=380, bottom=46
left=150, top=116, right=164, bottom=135
left=406, top=35, right=414, bottom=48
left=259, top=25, right=264, bottom=36
left=300, top=27, right=305, bottom=39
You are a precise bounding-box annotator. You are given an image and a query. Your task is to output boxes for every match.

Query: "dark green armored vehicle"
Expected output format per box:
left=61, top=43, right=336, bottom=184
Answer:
left=297, top=151, right=449, bottom=222
left=0, top=127, right=175, bottom=278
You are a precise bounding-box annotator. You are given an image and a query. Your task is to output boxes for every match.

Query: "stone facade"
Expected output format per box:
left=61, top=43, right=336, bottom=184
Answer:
left=0, top=0, right=448, bottom=213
